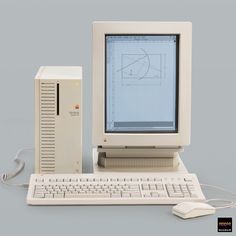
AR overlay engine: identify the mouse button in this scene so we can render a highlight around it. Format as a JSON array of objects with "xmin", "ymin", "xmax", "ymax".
[
  {"xmin": 198, "ymin": 203, "xmax": 214, "ymax": 209},
  {"xmin": 173, "ymin": 202, "xmax": 195, "ymax": 214}
]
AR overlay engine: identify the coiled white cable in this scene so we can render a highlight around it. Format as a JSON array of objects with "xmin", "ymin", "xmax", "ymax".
[{"xmin": 0, "ymin": 148, "xmax": 34, "ymax": 188}]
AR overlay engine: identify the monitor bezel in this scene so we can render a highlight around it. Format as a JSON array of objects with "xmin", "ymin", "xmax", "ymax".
[
  {"xmin": 104, "ymin": 34, "xmax": 179, "ymax": 134},
  {"xmin": 93, "ymin": 21, "xmax": 192, "ymax": 147}
]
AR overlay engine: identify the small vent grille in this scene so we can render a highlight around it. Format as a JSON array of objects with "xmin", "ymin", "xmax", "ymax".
[{"xmin": 40, "ymin": 82, "xmax": 56, "ymax": 173}]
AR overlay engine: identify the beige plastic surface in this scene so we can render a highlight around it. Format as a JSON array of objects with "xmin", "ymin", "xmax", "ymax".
[
  {"xmin": 92, "ymin": 148, "xmax": 188, "ymax": 174},
  {"xmin": 92, "ymin": 21, "xmax": 192, "ymax": 147},
  {"xmin": 35, "ymin": 66, "xmax": 82, "ymax": 174}
]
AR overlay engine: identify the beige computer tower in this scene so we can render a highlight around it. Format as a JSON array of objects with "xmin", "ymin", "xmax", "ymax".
[{"xmin": 35, "ymin": 66, "xmax": 82, "ymax": 173}]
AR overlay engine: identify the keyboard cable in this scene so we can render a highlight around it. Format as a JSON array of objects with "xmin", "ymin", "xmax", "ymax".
[{"xmin": 0, "ymin": 147, "xmax": 34, "ymax": 188}]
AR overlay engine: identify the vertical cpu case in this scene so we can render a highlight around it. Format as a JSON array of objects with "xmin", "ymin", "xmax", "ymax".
[{"xmin": 35, "ymin": 66, "xmax": 82, "ymax": 173}]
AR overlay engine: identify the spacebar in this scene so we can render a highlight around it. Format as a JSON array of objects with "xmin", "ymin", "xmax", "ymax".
[{"xmin": 65, "ymin": 194, "xmax": 110, "ymax": 198}]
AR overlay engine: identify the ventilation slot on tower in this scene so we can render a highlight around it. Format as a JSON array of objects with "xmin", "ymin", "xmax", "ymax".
[{"xmin": 40, "ymin": 82, "xmax": 56, "ymax": 173}]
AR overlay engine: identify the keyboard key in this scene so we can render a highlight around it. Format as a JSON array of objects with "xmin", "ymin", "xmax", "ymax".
[
  {"xmin": 80, "ymin": 194, "xmax": 110, "ymax": 198},
  {"xmin": 70, "ymin": 178, "xmax": 78, "ymax": 182},
  {"xmin": 117, "ymin": 178, "xmax": 124, "ymax": 181},
  {"xmin": 54, "ymin": 193, "xmax": 64, "ymax": 198},
  {"xmin": 100, "ymin": 178, "xmax": 108, "ymax": 181},
  {"xmin": 45, "ymin": 193, "xmax": 53, "ymax": 198},
  {"xmin": 156, "ymin": 184, "xmax": 164, "ymax": 190},
  {"xmin": 56, "ymin": 178, "xmax": 64, "ymax": 182},
  {"xmin": 148, "ymin": 178, "xmax": 155, "ymax": 181},
  {"xmin": 34, "ymin": 193, "xmax": 44, "ymax": 198},
  {"xmin": 64, "ymin": 178, "xmax": 72, "ymax": 182},
  {"xmin": 129, "ymin": 184, "xmax": 139, "ymax": 189},
  {"xmin": 168, "ymin": 192, "xmax": 184, "ymax": 198},
  {"xmin": 149, "ymin": 184, "xmax": 156, "ymax": 190},
  {"xmin": 35, "ymin": 188, "xmax": 44, "ymax": 192},
  {"xmin": 124, "ymin": 178, "xmax": 132, "ymax": 182},
  {"xmin": 65, "ymin": 194, "xmax": 79, "ymax": 198},
  {"xmin": 80, "ymin": 178, "xmax": 87, "ymax": 182},
  {"xmin": 184, "ymin": 177, "xmax": 192, "ymax": 182},
  {"xmin": 36, "ymin": 178, "xmax": 44, "ymax": 183},
  {"xmin": 131, "ymin": 178, "xmax": 139, "ymax": 182},
  {"xmin": 151, "ymin": 192, "xmax": 159, "ymax": 198},
  {"xmin": 130, "ymin": 192, "xmax": 141, "ymax": 198},
  {"xmin": 122, "ymin": 193, "xmax": 130, "ymax": 198},
  {"xmin": 141, "ymin": 178, "xmax": 148, "ymax": 181},
  {"xmin": 111, "ymin": 193, "xmax": 121, "ymax": 198},
  {"xmin": 142, "ymin": 184, "xmax": 149, "ymax": 190}
]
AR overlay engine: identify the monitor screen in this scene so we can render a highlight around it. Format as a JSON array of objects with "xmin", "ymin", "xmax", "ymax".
[{"xmin": 105, "ymin": 35, "xmax": 179, "ymax": 133}]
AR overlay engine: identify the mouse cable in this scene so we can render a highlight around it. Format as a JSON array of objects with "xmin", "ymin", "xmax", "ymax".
[
  {"xmin": 200, "ymin": 183, "xmax": 236, "ymax": 209},
  {"xmin": 0, "ymin": 147, "xmax": 34, "ymax": 188}
]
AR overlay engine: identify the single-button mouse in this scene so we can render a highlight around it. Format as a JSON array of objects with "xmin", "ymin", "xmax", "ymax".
[{"xmin": 172, "ymin": 202, "xmax": 216, "ymax": 219}]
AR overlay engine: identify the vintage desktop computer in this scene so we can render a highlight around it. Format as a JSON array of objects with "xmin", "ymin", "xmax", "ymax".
[
  {"xmin": 25, "ymin": 22, "xmax": 206, "ymax": 206},
  {"xmin": 2, "ymin": 21, "xmax": 234, "ymax": 215}
]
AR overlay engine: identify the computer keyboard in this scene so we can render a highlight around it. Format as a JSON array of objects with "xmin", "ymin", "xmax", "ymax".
[{"xmin": 27, "ymin": 173, "xmax": 205, "ymax": 205}]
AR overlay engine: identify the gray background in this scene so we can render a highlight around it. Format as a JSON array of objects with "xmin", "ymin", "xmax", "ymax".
[{"xmin": 0, "ymin": 0, "xmax": 235, "ymax": 235}]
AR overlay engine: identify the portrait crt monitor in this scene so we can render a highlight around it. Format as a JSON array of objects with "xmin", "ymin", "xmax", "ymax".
[{"xmin": 93, "ymin": 22, "xmax": 192, "ymax": 148}]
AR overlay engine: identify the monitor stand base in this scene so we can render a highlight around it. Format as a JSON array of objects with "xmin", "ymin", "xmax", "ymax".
[{"xmin": 92, "ymin": 148, "xmax": 188, "ymax": 174}]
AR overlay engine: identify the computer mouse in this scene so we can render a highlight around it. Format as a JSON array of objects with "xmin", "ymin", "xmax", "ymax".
[{"xmin": 172, "ymin": 202, "xmax": 216, "ymax": 219}]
